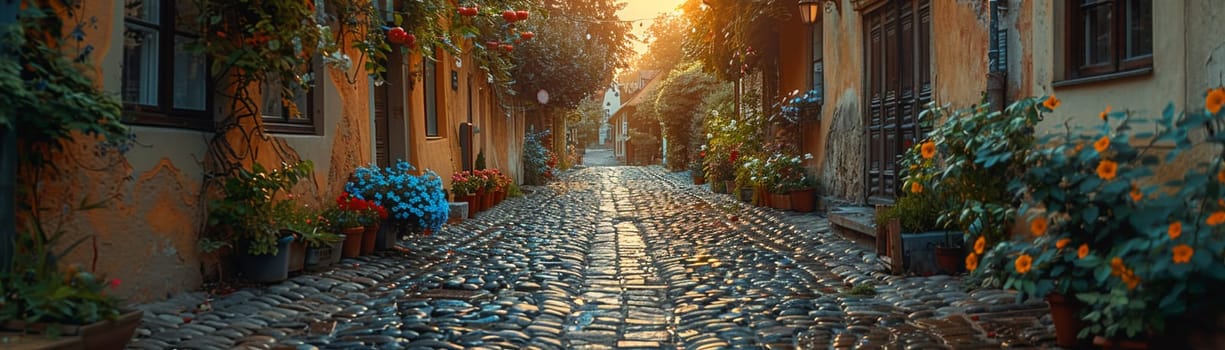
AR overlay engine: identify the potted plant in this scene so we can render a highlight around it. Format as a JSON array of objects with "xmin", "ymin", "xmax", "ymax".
[
  {"xmin": 984, "ymin": 93, "xmax": 1225, "ymax": 348},
  {"xmin": 269, "ymin": 195, "xmax": 320, "ymax": 273},
  {"xmin": 300, "ymin": 226, "xmax": 344, "ymax": 270},
  {"xmin": 345, "ymin": 160, "xmax": 450, "ymax": 237},
  {"xmin": 690, "ymin": 151, "xmax": 707, "ymax": 186},
  {"xmin": 0, "ymin": 219, "xmax": 141, "ymax": 350},
  {"xmin": 322, "ymin": 205, "xmax": 363, "ymax": 259},
  {"xmin": 205, "ymin": 161, "xmax": 313, "ymax": 283}
]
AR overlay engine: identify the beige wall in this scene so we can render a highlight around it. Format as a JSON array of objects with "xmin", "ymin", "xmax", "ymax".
[
  {"xmin": 1035, "ymin": 1, "xmax": 1191, "ymax": 132},
  {"xmin": 932, "ymin": 0, "xmax": 991, "ymax": 107}
]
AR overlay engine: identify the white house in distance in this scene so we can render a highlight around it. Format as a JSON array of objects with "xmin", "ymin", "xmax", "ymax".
[{"xmin": 600, "ymin": 83, "xmax": 622, "ymax": 145}]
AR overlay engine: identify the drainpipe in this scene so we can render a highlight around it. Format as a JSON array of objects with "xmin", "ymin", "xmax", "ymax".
[
  {"xmin": 1, "ymin": 0, "xmax": 19, "ymax": 273},
  {"xmin": 986, "ymin": 0, "xmax": 1008, "ymax": 112}
]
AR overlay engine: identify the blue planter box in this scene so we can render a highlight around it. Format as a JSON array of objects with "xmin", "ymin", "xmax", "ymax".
[{"xmin": 901, "ymin": 231, "xmax": 962, "ymax": 275}]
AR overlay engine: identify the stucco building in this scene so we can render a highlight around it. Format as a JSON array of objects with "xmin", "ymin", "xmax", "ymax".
[
  {"xmin": 753, "ymin": 0, "xmax": 1224, "ymax": 207},
  {"xmin": 27, "ymin": 0, "xmax": 526, "ymax": 302}
]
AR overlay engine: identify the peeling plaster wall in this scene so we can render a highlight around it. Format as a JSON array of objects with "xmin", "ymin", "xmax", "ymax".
[
  {"xmin": 932, "ymin": 0, "xmax": 990, "ymax": 107},
  {"xmin": 807, "ymin": 1, "xmax": 866, "ymax": 204}
]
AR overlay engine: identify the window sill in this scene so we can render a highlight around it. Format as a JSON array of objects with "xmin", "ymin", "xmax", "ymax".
[
  {"xmin": 1053, "ymin": 67, "xmax": 1153, "ymax": 88},
  {"xmin": 426, "ymin": 136, "xmax": 444, "ymax": 141},
  {"xmin": 264, "ymin": 121, "xmax": 320, "ymax": 135}
]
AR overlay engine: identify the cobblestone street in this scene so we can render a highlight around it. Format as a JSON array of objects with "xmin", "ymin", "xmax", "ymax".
[{"xmin": 127, "ymin": 151, "xmax": 1058, "ymax": 350}]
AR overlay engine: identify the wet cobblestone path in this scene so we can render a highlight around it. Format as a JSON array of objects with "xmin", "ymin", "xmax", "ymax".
[{"xmin": 128, "ymin": 162, "xmax": 1059, "ymax": 349}]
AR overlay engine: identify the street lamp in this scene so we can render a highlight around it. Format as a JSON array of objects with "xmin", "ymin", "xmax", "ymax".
[{"xmin": 797, "ymin": 0, "xmax": 840, "ymax": 24}]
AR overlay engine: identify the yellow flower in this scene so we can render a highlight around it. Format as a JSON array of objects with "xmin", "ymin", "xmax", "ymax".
[
  {"xmin": 973, "ymin": 236, "xmax": 986, "ymax": 255},
  {"xmin": 1168, "ymin": 221, "xmax": 1182, "ymax": 240},
  {"xmin": 966, "ymin": 253, "xmax": 979, "ymax": 272},
  {"xmin": 1077, "ymin": 244, "xmax": 1090, "ymax": 259},
  {"xmin": 1208, "ymin": 88, "xmax": 1225, "ymax": 115},
  {"xmin": 1208, "ymin": 211, "xmax": 1225, "ymax": 226},
  {"xmin": 920, "ymin": 141, "xmax": 936, "ymax": 159},
  {"xmin": 1172, "ymin": 244, "xmax": 1194, "ymax": 264},
  {"xmin": 1097, "ymin": 159, "xmax": 1118, "ymax": 181},
  {"xmin": 1043, "ymin": 95, "xmax": 1061, "ymax": 111},
  {"xmin": 1055, "ymin": 238, "xmax": 1071, "ymax": 249},
  {"xmin": 1099, "ymin": 105, "xmax": 1111, "ymax": 121},
  {"xmin": 1129, "ymin": 185, "xmax": 1142, "ymax": 202},
  {"xmin": 1015, "ymin": 254, "xmax": 1033, "ymax": 274},
  {"xmin": 910, "ymin": 182, "xmax": 923, "ymax": 194},
  {"xmin": 1094, "ymin": 136, "xmax": 1111, "ymax": 153},
  {"xmin": 1030, "ymin": 217, "xmax": 1048, "ymax": 236}
]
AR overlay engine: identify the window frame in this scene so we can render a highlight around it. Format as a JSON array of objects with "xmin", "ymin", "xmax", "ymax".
[
  {"xmin": 121, "ymin": 0, "xmax": 212, "ymax": 130},
  {"xmin": 261, "ymin": 58, "xmax": 324, "ymax": 135},
  {"xmin": 1064, "ymin": 0, "xmax": 1153, "ymax": 80}
]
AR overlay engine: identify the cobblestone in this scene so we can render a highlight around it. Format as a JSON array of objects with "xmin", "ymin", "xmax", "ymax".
[{"xmin": 128, "ymin": 153, "xmax": 1056, "ymax": 349}]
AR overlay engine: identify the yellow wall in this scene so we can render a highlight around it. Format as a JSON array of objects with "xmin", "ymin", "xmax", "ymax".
[{"xmin": 799, "ymin": 0, "xmax": 867, "ymax": 203}]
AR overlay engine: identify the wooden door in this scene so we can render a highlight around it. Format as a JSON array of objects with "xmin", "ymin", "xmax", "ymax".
[
  {"xmin": 374, "ymin": 80, "xmax": 391, "ymax": 168},
  {"xmin": 865, "ymin": 0, "xmax": 931, "ymax": 204}
]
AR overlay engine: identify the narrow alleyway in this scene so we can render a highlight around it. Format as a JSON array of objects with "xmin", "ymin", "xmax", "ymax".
[{"xmin": 127, "ymin": 153, "xmax": 1057, "ymax": 350}]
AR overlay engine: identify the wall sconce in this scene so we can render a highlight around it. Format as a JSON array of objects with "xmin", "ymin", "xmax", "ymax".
[{"xmin": 798, "ymin": 0, "xmax": 840, "ymax": 24}]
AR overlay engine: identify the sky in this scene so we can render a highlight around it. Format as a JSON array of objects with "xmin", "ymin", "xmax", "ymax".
[{"xmin": 618, "ymin": 0, "xmax": 687, "ymax": 61}]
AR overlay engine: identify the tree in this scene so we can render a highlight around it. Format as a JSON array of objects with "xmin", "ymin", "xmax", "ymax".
[
  {"xmin": 636, "ymin": 13, "xmax": 689, "ymax": 72},
  {"xmin": 511, "ymin": 0, "xmax": 634, "ymax": 109},
  {"xmin": 652, "ymin": 62, "xmax": 716, "ymax": 170},
  {"xmin": 567, "ymin": 96, "xmax": 604, "ymax": 147},
  {"xmin": 679, "ymin": 0, "xmax": 790, "ymax": 80}
]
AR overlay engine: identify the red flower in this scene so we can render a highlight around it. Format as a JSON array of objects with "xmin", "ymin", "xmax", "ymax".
[
  {"xmin": 729, "ymin": 149, "xmax": 740, "ymax": 163},
  {"xmin": 109, "ymin": 278, "xmax": 121, "ymax": 288}
]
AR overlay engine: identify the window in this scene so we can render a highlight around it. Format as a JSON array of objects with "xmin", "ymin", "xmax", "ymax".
[
  {"xmin": 262, "ymin": 58, "xmax": 322, "ymax": 134},
  {"xmin": 424, "ymin": 56, "xmax": 439, "ymax": 137},
  {"xmin": 1066, "ymin": 0, "xmax": 1152, "ymax": 79},
  {"xmin": 810, "ymin": 18, "xmax": 824, "ymax": 102},
  {"xmin": 122, "ymin": 0, "xmax": 210, "ymax": 130}
]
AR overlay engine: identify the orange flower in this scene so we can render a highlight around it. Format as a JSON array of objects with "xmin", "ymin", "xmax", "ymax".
[
  {"xmin": 1208, "ymin": 211, "xmax": 1225, "ymax": 226},
  {"xmin": 911, "ymin": 182, "xmax": 923, "ymax": 194},
  {"xmin": 1172, "ymin": 244, "xmax": 1194, "ymax": 264},
  {"xmin": 920, "ymin": 141, "xmax": 936, "ymax": 159},
  {"xmin": 1218, "ymin": 169, "xmax": 1225, "ymax": 183},
  {"xmin": 1094, "ymin": 136, "xmax": 1111, "ymax": 153},
  {"xmin": 1129, "ymin": 185, "xmax": 1142, "ymax": 202},
  {"xmin": 973, "ymin": 236, "xmax": 987, "ymax": 255},
  {"xmin": 1099, "ymin": 105, "xmax": 1112, "ymax": 121},
  {"xmin": 1015, "ymin": 254, "xmax": 1033, "ymax": 274},
  {"xmin": 1043, "ymin": 95, "xmax": 1061, "ymax": 111},
  {"xmin": 1030, "ymin": 217, "xmax": 1048, "ymax": 236},
  {"xmin": 966, "ymin": 253, "xmax": 979, "ymax": 271},
  {"xmin": 1120, "ymin": 268, "xmax": 1140, "ymax": 290},
  {"xmin": 1097, "ymin": 159, "xmax": 1118, "ymax": 181},
  {"xmin": 1074, "ymin": 142, "xmax": 1084, "ymax": 153},
  {"xmin": 1168, "ymin": 221, "xmax": 1182, "ymax": 239},
  {"xmin": 1110, "ymin": 257, "xmax": 1124, "ymax": 276},
  {"xmin": 1055, "ymin": 238, "xmax": 1071, "ymax": 249},
  {"xmin": 1077, "ymin": 244, "xmax": 1090, "ymax": 259},
  {"xmin": 1208, "ymin": 88, "xmax": 1225, "ymax": 115}
]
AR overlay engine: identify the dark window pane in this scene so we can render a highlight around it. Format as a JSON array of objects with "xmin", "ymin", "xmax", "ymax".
[
  {"xmin": 425, "ymin": 59, "xmax": 438, "ymax": 137},
  {"xmin": 124, "ymin": 0, "xmax": 159, "ymax": 24},
  {"xmin": 122, "ymin": 25, "xmax": 159, "ymax": 105},
  {"xmin": 1081, "ymin": 3, "xmax": 1113, "ymax": 66},
  {"xmin": 175, "ymin": 0, "xmax": 201, "ymax": 33},
  {"xmin": 1126, "ymin": 0, "xmax": 1152, "ymax": 58},
  {"xmin": 173, "ymin": 35, "xmax": 207, "ymax": 111}
]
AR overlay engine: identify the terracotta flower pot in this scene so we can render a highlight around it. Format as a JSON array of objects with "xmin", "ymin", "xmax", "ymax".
[
  {"xmin": 341, "ymin": 226, "xmax": 364, "ymax": 258},
  {"xmin": 1047, "ymin": 293, "xmax": 1091, "ymax": 348},
  {"xmin": 1, "ymin": 309, "xmax": 144, "ymax": 350},
  {"xmin": 693, "ymin": 175, "xmax": 706, "ymax": 185},
  {"xmin": 483, "ymin": 188, "xmax": 496, "ymax": 209},
  {"xmin": 790, "ymin": 189, "xmax": 816, "ymax": 213},
  {"xmin": 361, "ymin": 222, "xmax": 379, "ymax": 255},
  {"xmin": 934, "ymin": 245, "xmax": 965, "ymax": 274},
  {"xmin": 474, "ymin": 190, "xmax": 486, "ymax": 212},
  {"xmin": 770, "ymin": 192, "xmax": 792, "ymax": 211},
  {"xmin": 287, "ymin": 238, "xmax": 306, "ymax": 273}
]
